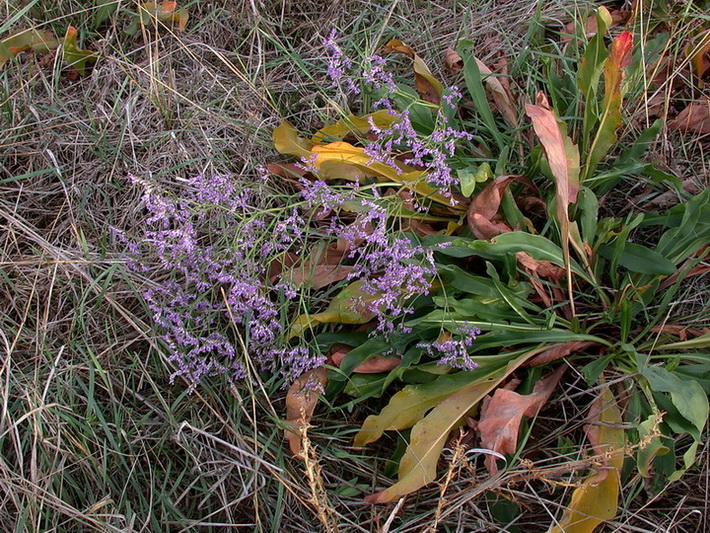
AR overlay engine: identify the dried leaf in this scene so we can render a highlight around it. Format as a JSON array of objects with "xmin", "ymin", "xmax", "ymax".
[
  {"xmin": 331, "ymin": 351, "xmax": 402, "ymax": 374},
  {"xmin": 444, "ymin": 48, "xmax": 517, "ymax": 126},
  {"xmin": 524, "ymin": 340, "xmax": 597, "ymax": 367},
  {"xmin": 285, "ymin": 367, "xmax": 329, "ymax": 458},
  {"xmin": 478, "ymin": 366, "xmax": 566, "ymax": 474},
  {"xmin": 0, "ymin": 28, "xmax": 59, "ymax": 69},
  {"xmin": 562, "ymin": 9, "xmax": 630, "ymax": 43},
  {"xmin": 384, "ymin": 40, "xmax": 444, "ymax": 104},
  {"xmin": 550, "ymin": 386, "xmax": 625, "ymax": 532},
  {"xmin": 285, "ymin": 264, "xmax": 354, "ymax": 289},
  {"xmin": 525, "ymin": 91, "xmax": 581, "ymax": 314},
  {"xmin": 669, "ymin": 97, "xmax": 710, "ymax": 134},
  {"xmin": 467, "ymin": 175, "xmax": 529, "ymax": 240}
]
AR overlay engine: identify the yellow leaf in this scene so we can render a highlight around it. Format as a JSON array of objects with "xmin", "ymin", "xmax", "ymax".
[
  {"xmin": 311, "ymin": 110, "xmax": 399, "ymax": 143},
  {"xmin": 273, "ymin": 121, "xmax": 315, "ymax": 159},
  {"xmin": 549, "ymin": 386, "xmax": 625, "ymax": 533},
  {"xmin": 311, "ymin": 141, "xmax": 465, "ymax": 209}
]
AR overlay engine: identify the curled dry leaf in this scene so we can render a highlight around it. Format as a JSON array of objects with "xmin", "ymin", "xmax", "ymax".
[
  {"xmin": 285, "ymin": 366, "xmax": 329, "ymax": 458},
  {"xmin": 669, "ymin": 97, "xmax": 710, "ymax": 134},
  {"xmin": 467, "ymin": 175, "xmax": 533, "ymax": 240},
  {"xmin": 384, "ymin": 40, "xmax": 443, "ymax": 105},
  {"xmin": 331, "ymin": 350, "xmax": 402, "ymax": 374},
  {"xmin": 524, "ymin": 340, "xmax": 598, "ymax": 367},
  {"xmin": 562, "ymin": 8, "xmax": 630, "ymax": 43},
  {"xmin": 477, "ymin": 365, "xmax": 567, "ymax": 474},
  {"xmin": 445, "ymin": 48, "xmax": 517, "ymax": 126}
]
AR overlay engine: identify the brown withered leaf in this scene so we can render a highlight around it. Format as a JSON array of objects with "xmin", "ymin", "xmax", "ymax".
[
  {"xmin": 285, "ymin": 366, "xmax": 329, "ymax": 458},
  {"xmin": 467, "ymin": 175, "xmax": 532, "ymax": 240},
  {"xmin": 477, "ymin": 365, "xmax": 567, "ymax": 474},
  {"xmin": 445, "ymin": 48, "xmax": 517, "ymax": 126},
  {"xmin": 444, "ymin": 47, "xmax": 463, "ymax": 75},
  {"xmin": 384, "ymin": 40, "xmax": 443, "ymax": 105},
  {"xmin": 331, "ymin": 350, "xmax": 402, "ymax": 373},
  {"xmin": 561, "ymin": 10, "xmax": 630, "ymax": 43},
  {"xmin": 649, "ymin": 324, "xmax": 710, "ymax": 341},
  {"xmin": 669, "ymin": 97, "xmax": 710, "ymax": 134},
  {"xmin": 284, "ymin": 264, "xmax": 354, "ymax": 289},
  {"xmin": 525, "ymin": 341, "xmax": 598, "ymax": 367}
]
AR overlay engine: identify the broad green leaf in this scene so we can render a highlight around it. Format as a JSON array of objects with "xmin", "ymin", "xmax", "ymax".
[
  {"xmin": 550, "ymin": 386, "xmax": 624, "ymax": 533},
  {"xmin": 636, "ymin": 413, "xmax": 669, "ymax": 478},
  {"xmin": 597, "ymin": 242, "xmax": 677, "ymax": 275},
  {"xmin": 655, "ymin": 333, "xmax": 710, "ymax": 351},
  {"xmin": 363, "ymin": 351, "xmax": 534, "ymax": 503},
  {"xmin": 273, "ymin": 121, "xmax": 315, "ymax": 159},
  {"xmin": 655, "ymin": 188, "xmax": 710, "ymax": 265},
  {"xmin": 642, "ymin": 367, "xmax": 709, "ymax": 437},
  {"xmin": 463, "ymin": 232, "xmax": 592, "ymax": 283},
  {"xmin": 288, "ymin": 280, "xmax": 377, "ymax": 339},
  {"xmin": 0, "ymin": 28, "xmax": 59, "ymax": 68},
  {"xmin": 584, "ymin": 32, "xmax": 633, "ymax": 181}
]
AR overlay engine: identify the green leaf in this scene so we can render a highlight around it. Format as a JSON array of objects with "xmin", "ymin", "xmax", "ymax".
[
  {"xmin": 636, "ymin": 413, "xmax": 669, "ymax": 478},
  {"xmin": 642, "ymin": 367, "xmax": 709, "ymax": 437},
  {"xmin": 597, "ymin": 242, "xmax": 677, "ymax": 275}
]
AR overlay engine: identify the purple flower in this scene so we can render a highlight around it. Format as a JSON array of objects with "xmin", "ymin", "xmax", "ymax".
[{"xmin": 418, "ymin": 324, "xmax": 481, "ymax": 371}]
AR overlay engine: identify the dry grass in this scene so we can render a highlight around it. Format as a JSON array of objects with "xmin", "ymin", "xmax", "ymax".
[{"xmin": 1, "ymin": 0, "xmax": 708, "ymax": 531}]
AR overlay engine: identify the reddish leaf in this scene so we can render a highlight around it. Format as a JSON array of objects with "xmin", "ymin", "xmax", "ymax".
[
  {"xmin": 525, "ymin": 341, "xmax": 598, "ymax": 367},
  {"xmin": 331, "ymin": 350, "xmax": 402, "ymax": 373},
  {"xmin": 525, "ymin": 91, "xmax": 581, "ymax": 314},
  {"xmin": 467, "ymin": 175, "xmax": 532, "ymax": 240},
  {"xmin": 669, "ymin": 97, "xmax": 710, "ymax": 134},
  {"xmin": 285, "ymin": 366, "xmax": 328, "ymax": 458},
  {"xmin": 477, "ymin": 365, "xmax": 566, "ymax": 474}
]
